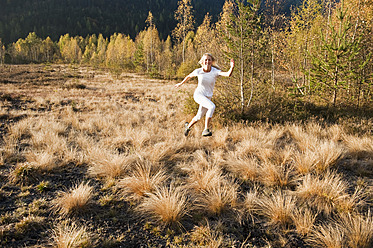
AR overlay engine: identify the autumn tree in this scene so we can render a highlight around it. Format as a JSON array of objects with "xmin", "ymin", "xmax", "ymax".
[
  {"xmin": 285, "ymin": 0, "xmax": 324, "ymax": 95},
  {"xmin": 41, "ymin": 36, "xmax": 57, "ymax": 62},
  {"xmin": 309, "ymin": 0, "xmax": 370, "ymax": 106},
  {"xmin": 218, "ymin": 0, "xmax": 263, "ymax": 114},
  {"xmin": 173, "ymin": 0, "xmax": 195, "ymax": 63},
  {"xmin": 142, "ymin": 11, "xmax": 162, "ymax": 74},
  {"xmin": 106, "ymin": 33, "xmax": 135, "ymax": 69},
  {"xmin": 0, "ymin": 39, "xmax": 5, "ymax": 65},
  {"xmin": 58, "ymin": 34, "xmax": 83, "ymax": 64},
  {"xmin": 194, "ymin": 13, "xmax": 215, "ymax": 57},
  {"xmin": 262, "ymin": 0, "xmax": 287, "ymax": 89}
]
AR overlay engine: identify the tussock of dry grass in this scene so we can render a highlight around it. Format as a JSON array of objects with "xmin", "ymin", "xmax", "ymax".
[
  {"xmin": 25, "ymin": 150, "xmax": 57, "ymax": 171},
  {"xmin": 296, "ymin": 172, "xmax": 356, "ymax": 215},
  {"xmin": 87, "ymin": 146, "xmax": 131, "ymax": 179},
  {"xmin": 225, "ymin": 155, "xmax": 259, "ymax": 182},
  {"xmin": 51, "ymin": 221, "xmax": 93, "ymax": 248},
  {"xmin": 344, "ymin": 135, "xmax": 373, "ymax": 159},
  {"xmin": 197, "ymin": 179, "xmax": 239, "ymax": 216},
  {"xmin": 118, "ymin": 160, "xmax": 168, "ymax": 201},
  {"xmin": 52, "ymin": 182, "xmax": 93, "ymax": 216},
  {"xmin": 308, "ymin": 222, "xmax": 345, "ymax": 248},
  {"xmin": 257, "ymin": 191, "xmax": 296, "ymax": 229},
  {"xmin": 339, "ymin": 212, "xmax": 373, "ymax": 248},
  {"xmin": 292, "ymin": 207, "xmax": 317, "ymax": 236},
  {"xmin": 136, "ymin": 183, "xmax": 189, "ymax": 227}
]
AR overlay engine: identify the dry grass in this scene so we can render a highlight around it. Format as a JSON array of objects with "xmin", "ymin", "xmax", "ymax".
[
  {"xmin": 197, "ymin": 179, "xmax": 239, "ymax": 216},
  {"xmin": 344, "ymin": 135, "xmax": 373, "ymax": 159},
  {"xmin": 292, "ymin": 207, "xmax": 318, "ymax": 236},
  {"xmin": 1, "ymin": 65, "xmax": 372, "ymax": 247},
  {"xmin": 117, "ymin": 160, "xmax": 168, "ymax": 201},
  {"xmin": 136, "ymin": 183, "xmax": 190, "ymax": 227},
  {"xmin": 51, "ymin": 221, "xmax": 93, "ymax": 248},
  {"xmin": 307, "ymin": 222, "xmax": 345, "ymax": 248},
  {"xmin": 296, "ymin": 172, "xmax": 358, "ymax": 215},
  {"xmin": 225, "ymin": 155, "xmax": 259, "ymax": 182},
  {"xmin": 189, "ymin": 222, "xmax": 224, "ymax": 248},
  {"xmin": 339, "ymin": 212, "xmax": 373, "ymax": 248},
  {"xmin": 52, "ymin": 182, "xmax": 94, "ymax": 216},
  {"xmin": 87, "ymin": 146, "xmax": 130, "ymax": 179},
  {"xmin": 257, "ymin": 191, "xmax": 296, "ymax": 229}
]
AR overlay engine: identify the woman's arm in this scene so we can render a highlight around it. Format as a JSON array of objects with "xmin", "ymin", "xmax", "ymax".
[
  {"xmin": 219, "ymin": 59, "xmax": 235, "ymax": 77},
  {"xmin": 175, "ymin": 73, "xmax": 195, "ymax": 88}
]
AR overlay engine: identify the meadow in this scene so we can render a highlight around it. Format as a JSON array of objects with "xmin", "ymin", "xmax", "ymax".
[{"xmin": 0, "ymin": 64, "xmax": 372, "ymax": 247}]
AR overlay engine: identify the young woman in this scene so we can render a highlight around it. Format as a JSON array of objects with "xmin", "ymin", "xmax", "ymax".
[{"xmin": 175, "ymin": 53, "xmax": 234, "ymax": 136}]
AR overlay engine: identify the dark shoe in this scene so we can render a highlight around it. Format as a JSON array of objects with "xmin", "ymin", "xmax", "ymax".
[
  {"xmin": 202, "ymin": 129, "xmax": 212, "ymax": 136},
  {"xmin": 184, "ymin": 122, "xmax": 190, "ymax": 136}
]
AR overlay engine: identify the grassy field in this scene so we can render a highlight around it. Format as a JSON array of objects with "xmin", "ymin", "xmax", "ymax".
[{"xmin": 0, "ymin": 64, "xmax": 372, "ymax": 247}]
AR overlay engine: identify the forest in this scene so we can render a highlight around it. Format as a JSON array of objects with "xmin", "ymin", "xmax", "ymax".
[{"xmin": 0, "ymin": 0, "xmax": 372, "ymax": 123}]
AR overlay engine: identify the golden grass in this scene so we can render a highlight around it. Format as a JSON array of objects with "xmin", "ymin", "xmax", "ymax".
[
  {"xmin": 292, "ymin": 207, "xmax": 318, "ymax": 236},
  {"xmin": 136, "ymin": 183, "xmax": 189, "ymax": 227},
  {"xmin": 52, "ymin": 182, "xmax": 93, "ymax": 216},
  {"xmin": 224, "ymin": 155, "xmax": 259, "ymax": 182},
  {"xmin": 344, "ymin": 135, "xmax": 373, "ymax": 159},
  {"xmin": 296, "ymin": 172, "xmax": 356, "ymax": 215},
  {"xmin": 1, "ymin": 65, "xmax": 372, "ymax": 247},
  {"xmin": 307, "ymin": 222, "xmax": 345, "ymax": 248},
  {"xmin": 339, "ymin": 212, "xmax": 373, "ymax": 248},
  {"xmin": 25, "ymin": 150, "xmax": 57, "ymax": 171},
  {"xmin": 117, "ymin": 160, "xmax": 168, "ymax": 201},
  {"xmin": 87, "ymin": 146, "xmax": 130, "ymax": 179},
  {"xmin": 197, "ymin": 179, "xmax": 239, "ymax": 216},
  {"xmin": 257, "ymin": 191, "xmax": 296, "ymax": 229},
  {"xmin": 51, "ymin": 221, "xmax": 93, "ymax": 248}
]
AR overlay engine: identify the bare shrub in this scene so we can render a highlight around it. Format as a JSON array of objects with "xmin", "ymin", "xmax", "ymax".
[{"xmin": 52, "ymin": 182, "xmax": 93, "ymax": 216}]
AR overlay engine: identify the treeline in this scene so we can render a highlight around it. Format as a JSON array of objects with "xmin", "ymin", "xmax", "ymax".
[
  {"xmin": 0, "ymin": 0, "xmax": 228, "ymax": 44},
  {"xmin": 1, "ymin": 0, "xmax": 372, "ymax": 121}
]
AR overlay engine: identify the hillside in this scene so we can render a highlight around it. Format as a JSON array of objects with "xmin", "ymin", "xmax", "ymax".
[
  {"xmin": 0, "ymin": 0, "xmax": 227, "ymax": 44},
  {"xmin": 0, "ymin": 0, "xmax": 302, "ymax": 44}
]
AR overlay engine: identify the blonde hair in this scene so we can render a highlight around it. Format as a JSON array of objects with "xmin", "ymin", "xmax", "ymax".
[{"xmin": 199, "ymin": 53, "xmax": 220, "ymax": 70}]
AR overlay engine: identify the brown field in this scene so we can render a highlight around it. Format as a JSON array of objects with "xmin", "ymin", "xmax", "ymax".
[{"xmin": 0, "ymin": 64, "xmax": 372, "ymax": 247}]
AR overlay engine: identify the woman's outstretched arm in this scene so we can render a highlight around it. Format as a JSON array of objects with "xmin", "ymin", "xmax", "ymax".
[
  {"xmin": 219, "ymin": 59, "xmax": 235, "ymax": 77},
  {"xmin": 175, "ymin": 73, "xmax": 195, "ymax": 88}
]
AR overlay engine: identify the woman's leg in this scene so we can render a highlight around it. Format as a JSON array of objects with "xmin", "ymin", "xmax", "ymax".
[
  {"xmin": 192, "ymin": 94, "xmax": 215, "ymax": 130},
  {"xmin": 187, "ymin": 104, "xmax": 208, "ymax": 129}
]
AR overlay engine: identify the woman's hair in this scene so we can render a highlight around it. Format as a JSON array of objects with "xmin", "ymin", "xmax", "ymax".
[{"xmin": 199, "ymin": 53, "xmax": 220, "ymax": 70}]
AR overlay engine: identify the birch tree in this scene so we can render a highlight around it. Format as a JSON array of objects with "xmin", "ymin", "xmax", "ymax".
[
  {"xmin": 172, "ymin": 0, "xmax": 195, "ymax": 63},
  {"xmin": 219, "ymin": 0, "xmax": 262, "ymax": 114}
]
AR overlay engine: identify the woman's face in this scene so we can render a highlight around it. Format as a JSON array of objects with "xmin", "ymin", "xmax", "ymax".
[{"xmin": 201, "ymin": 55, "xmax": 212, "ymax": 71}]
